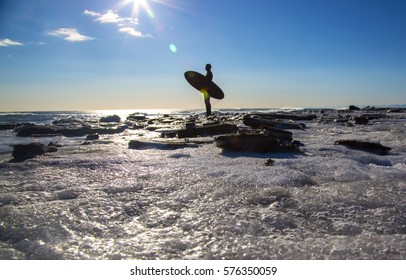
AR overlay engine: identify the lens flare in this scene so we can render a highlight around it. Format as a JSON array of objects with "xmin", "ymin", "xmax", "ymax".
[
  {"xmin": 169, "ymin": 44, "xmax": 177, "ymax": 53},
  {"xmin": 200, "ymin": 89, "xmax": 209, "ymax": 100}
]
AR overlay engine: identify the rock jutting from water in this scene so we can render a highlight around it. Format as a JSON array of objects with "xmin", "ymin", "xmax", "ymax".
[
  {"xmin": 176, "ymin": 123, "xmax": 238, "ymax": 138},
  {"xmin": 99, "ymin": 115, "xmax": 121, "ymax": 123},
  {"xmin": 11, "ymin": 142, "xmax": 58, "ymax": 161},
  {"xmin": 214, "ymin": 133, "xmax": 301, "ymax": 153},
  {"xmin": 128, "ymin": 140, "xmax": 198, "ymax": 150},
  {"xmin": 334, "ymin": 140, "xmax": 391, "ymax": 155},
  {"xmin": 15, "ymin": 123, "xmax": 127, "ymax": 137}
]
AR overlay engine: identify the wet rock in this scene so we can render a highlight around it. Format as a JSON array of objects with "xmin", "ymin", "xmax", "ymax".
[
  {"xmin": 252, "ymin": 113, "xmax": 317, "ymax": 121},
  {"xmin": 334, "ymin": 117, "xmax": 348, "ymax": 124},
  {"xmin": 334, "ymin": 140, "xmax": 391, "ymax": 155},
  {"xmin": 264, "ymin": 159, "xmax": 275, "ymax": 166},
  {"xmin": 48, "ymin": 141, "xmax": 63, "ymax": 147},
  {"xmin": 44, "ymin": 146, "xmax": 58, "ymax": 153},
  {"xmin": 12, "ymin": 142, "xmax": 46, "ymax": 160},
  {"xmin": 16, "ymin": 124, "xmax": 127, "ymax": 137},
  {"xmin": 127, "ymin": 113, "xmax": 146, "ymax": 121},
  {"xmin": 387, "ymin": 108, "xmax": 404, "ymax": 113},
  {"xmin": 99, "ymin": 115, "xmax": 121, "ymax": 123},
  {"xmin": 349, "ymin": 105, "xmax": 361, "ymax": 111},
  {"xmin": 350, "ymin": 116, "xmax": 369, "ymax": 125},
  {"xmin": 0, "ymin": 123, "xmax": 20, "ymax": 130},
  {"xmin": 360, "ymin": 113, "xmax": 387, "ymax": 120},
  {"xmin": 185, "ymin": 122, "xmax": 196, "ymax": 130},
  {"xmin": 52, "ymin": 118, "xmax": 86, "ymax": 125},
  {"xmin": 243, "ymin": 115, "xmax": 304, "ymax": 130},
  {"xmin": 262, "ymin": 127, "xmax": 293, "ymax": 142},
  {"xmin": 86, "ymin": 133, "xmax": 99, "ymax": 140},
  {"xmin": 16, "ymin": 125, "xmax": 58, "ymax": 137},
  {"xmin": 176, "ymin": 123, "xmax": 238, "ymax": 138},
  {"xmin": 129, "ymin": 140, "xmax": 198, "ymax": 150},
  {"xmin": 214, "ymin": 133, "xmax": 300, "ymax": 153},
  {"xmin": 160, "ymin": 130, "xmax": 178, "ymax": 138}
]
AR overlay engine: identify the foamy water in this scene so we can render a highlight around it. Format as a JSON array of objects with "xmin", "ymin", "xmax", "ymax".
[{"xmin": 0, "ymin": 110, "xmax": 405, "ymax": 259}]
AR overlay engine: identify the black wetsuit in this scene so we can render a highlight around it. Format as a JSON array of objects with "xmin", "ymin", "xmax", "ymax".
[{"xmin": 205, "ymin": 70, "xmax": 213, "ymax": 116}]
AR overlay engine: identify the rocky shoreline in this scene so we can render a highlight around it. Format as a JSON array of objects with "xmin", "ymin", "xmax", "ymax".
[{"xmin": 2, "ymin": 106, "xmax": 405, "ymax": 161}]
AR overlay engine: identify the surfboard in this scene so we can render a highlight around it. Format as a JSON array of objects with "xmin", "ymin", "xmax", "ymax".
[{"xmin": 184, "ymin": 71, "xmax": 225, "ymax": 100}]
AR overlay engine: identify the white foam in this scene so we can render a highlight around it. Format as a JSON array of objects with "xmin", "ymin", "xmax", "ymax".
[{"xmin": 1, "ymin": 112, "xmax": 406, "ymax": 259}]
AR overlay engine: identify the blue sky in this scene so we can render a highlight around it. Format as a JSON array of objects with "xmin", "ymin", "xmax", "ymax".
[{"xmin": 1, "ymin": 0, "xmax": 405, "ymax": 111}]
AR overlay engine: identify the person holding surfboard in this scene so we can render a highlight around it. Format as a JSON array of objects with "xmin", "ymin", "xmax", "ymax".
[
  {"xmin": 204, "ymin": 64, "xmax": 213, "ymax": 116},
  {"xmin": 184, "ymin": 64, "xmax": 224, "ymax": 116}
]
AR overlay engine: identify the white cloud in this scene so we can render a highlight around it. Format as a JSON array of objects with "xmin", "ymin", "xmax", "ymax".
[
  {"xmin": 119, "ymin": 27, "xmax": 151, "ymax": 38},
  {"xmin": 84, "ymin": 9, "xmax": 101, "ymax": 17},
  {"xmin": 0, "ymin": 38, "xmax": 24, "ymax": 47},
  {"xmin": 96, "ymin": 10, "xmax": 122, "ymax": 23},
  {"xmin": 85, "ymin": 9, "xmax": 138, "ymax": 25},
  {"xmin": 84, "ymin": 9, "xmax": 148, "ymax": 39},
  {"xmin": 48, "ymin": 28, "xmax": 94, "ymax": 42}
]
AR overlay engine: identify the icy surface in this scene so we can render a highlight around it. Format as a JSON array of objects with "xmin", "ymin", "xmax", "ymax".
[{"xmin": 0, "ymin": 111, "xmax": 406, "ymax": 259}]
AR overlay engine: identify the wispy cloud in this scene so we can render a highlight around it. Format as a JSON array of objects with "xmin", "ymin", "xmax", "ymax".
[
  {"xmin": 84, "ymin": 9, "xmax": 101, "ymax": 17},
  {"xmin": 84, "ymin": 9, "xmax": 149, "ymax": 38},
  {"xmin": 85, "ymin": 9, "xmax": 137, "ymax": 25},
  {"xmin": 48, "ymin": 28, "xmax": 94, "ymax": 42},
  {"xmin": 0, "ymin": 38, "xmax": 24, "ymax": 47},
  {"xmin": 119, "ymin": 27, "xmax": 151, "ymax": 38}
]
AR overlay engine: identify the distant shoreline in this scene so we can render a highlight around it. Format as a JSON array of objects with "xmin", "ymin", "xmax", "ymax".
[{"xmin": 1, "ymin": 104, "xmax": 406, "ymax": 114}]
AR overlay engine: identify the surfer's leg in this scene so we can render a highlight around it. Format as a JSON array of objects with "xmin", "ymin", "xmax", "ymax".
[
  {"xmin": 202, "ymin": 90, "xmax": 211, "ymax": 116},
  {"xmin": 205, "ymin": 96, "xmax": 211, "ymax": 116}
]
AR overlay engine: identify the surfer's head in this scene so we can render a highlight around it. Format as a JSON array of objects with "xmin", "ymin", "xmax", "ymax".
[{"xmin": 205, "ymin": 64, "xmax": 212, "ymax": 71}]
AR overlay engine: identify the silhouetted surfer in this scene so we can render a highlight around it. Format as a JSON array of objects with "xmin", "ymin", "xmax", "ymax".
[
  {"xmin": 184, "ymin": 64, "xmax": 224, "ymax": 115},
  {"xmin": 204, "ymin": 64, "xmax": 213, "ymax": 116}
]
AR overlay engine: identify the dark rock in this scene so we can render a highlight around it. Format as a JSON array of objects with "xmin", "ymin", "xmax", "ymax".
[
  {"xmin": 243, "ymin": 115, "xmax": 304, "ymax": 130},
  {"xmin": 265, "ymin": 159, "xmax": 275, "ymax": 166},
  {"xmin": 177, "ymin": 123, "xmax": 238, "ymax": 138},
  {"xmin": 129, "ymin": 123, "xmax": 145, "ymax": 129},
  {"xmin": 52, "ymin": 118, "xmax": 85, "ymax": 125},
  {"xmin": 86, "ymin": 133, "xmax": 99, "ymax": 140},
  {"xmin": 44, "ymin": 146, "xmax": 58, "ymax": 153},
  {"xmin": 360, "ymin": 113, "xmax": 387, "ymax": 120},
  {"xmin": 16, "ymin": 125, "xmax": 58, "ymax": 137},
  {"xmin": 56, "ymin": 126, "xmax": 93, "ymax": 137},
  {"xmin": 160, "ymin": 130, "xmax": 178, "ymax": 138},
  {"xmin": 349, "ymin": 105, "xmax": 361, "ymax": 111},
  {"xmin": 127, "ymin": 114, "xmax": 146, "ymax": 121},
  {"xmin": 334, "ymin": 140, "xmax": 391, "ymax": 155},
  {"xmin": 15, "ymin": 124, "xmax": 128, "ymax": 137},
  {"xmin": 387, "ymin": 108, "xmax": 403, "ymax": 113},
  {"xmin": 48, "ymin": 142, "xmax": 63, "ymax": 147},
  {"xmin": 99, "ymin": 115, "xmax": 121, "ymax": 123},
  {"xmin": 12, "ymin": 142, "xmax": 46, "ymax": 160},
  {"xmin": 334, "ymin": 117, "xmax": 348, "ymax": 124},
  {"xmin": 252, "ymin": 113, "xmax": 317, "ymax": 121},
  {"xmin": 185, "ymin": 122, "xmax": 196, "ymax": 130},
  {"xmin": 263, "ymin": 127, "xmax": 293, "ymax": 142},
  {"xmin": 214, "ymin": 133, "xmax": 299, "ymax": 153},
  {"xmin": 350, "ymin": 116, "xmax": 369, "ymax": 125},
  {"xmin": 0, "ymin": 123, "xmax": 20, "ymax": 130},
  {"xmin": 129, "ymin": 140, "xmax": 198, "ymax": 150}
]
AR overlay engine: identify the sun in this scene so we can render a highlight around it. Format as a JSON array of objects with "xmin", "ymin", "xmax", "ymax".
[{"xmin": 117, "ymin": 0, "xmax": 154, "ymax": 19}]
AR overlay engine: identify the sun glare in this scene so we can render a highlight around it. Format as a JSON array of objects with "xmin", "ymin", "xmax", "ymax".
[{"xmin": 118, "ymin": 0, "xmax": 154, "ymax": 19}]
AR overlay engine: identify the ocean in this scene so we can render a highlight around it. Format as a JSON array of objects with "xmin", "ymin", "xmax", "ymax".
[{"xmin": 0, "ymin": 108, "xmax": 405, "ymax": 259}]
